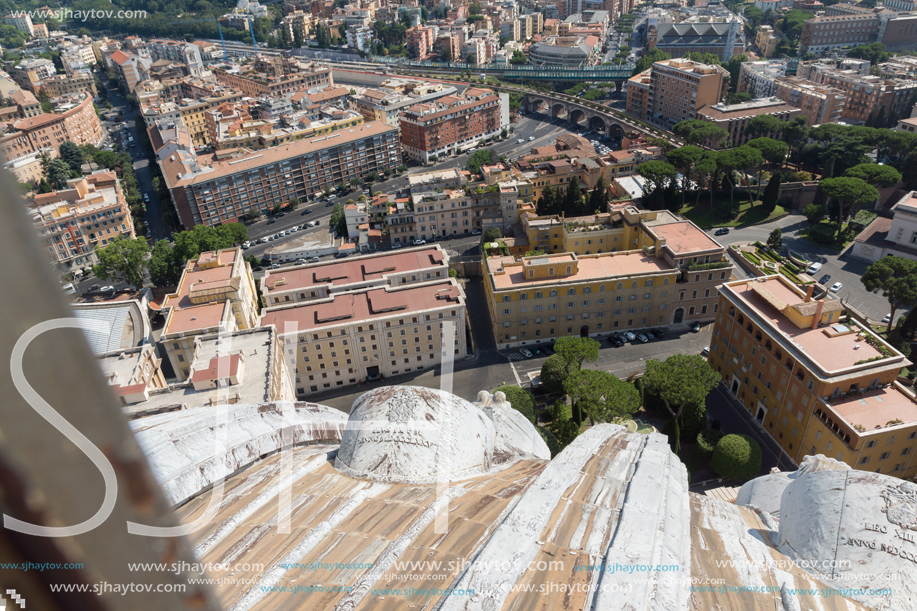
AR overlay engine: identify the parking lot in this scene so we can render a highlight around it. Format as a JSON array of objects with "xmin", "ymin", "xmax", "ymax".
[{"xmin": 503, "ymin": 324, "xmax": 714, "ymax": 386}]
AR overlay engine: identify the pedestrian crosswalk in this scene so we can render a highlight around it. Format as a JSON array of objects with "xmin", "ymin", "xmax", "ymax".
[{"xmin": 507, "ymin": 353, "xmax": 527, "ymax": 361}]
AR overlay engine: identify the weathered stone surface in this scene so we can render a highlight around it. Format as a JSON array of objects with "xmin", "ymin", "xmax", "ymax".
[{"xmin": 737, "ymin": 454, "xmax": 850, "ymax": 519}]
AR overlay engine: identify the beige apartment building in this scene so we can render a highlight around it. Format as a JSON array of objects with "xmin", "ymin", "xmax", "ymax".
[
  {"xmin": 485, "ymin": 207, "xmax": 732, "ymax": 349},
  {"xmin": 30, "ymin": 171, "xmax": 134, "ymax": 270},
  {"xmin": 626, "ymin": 59, "xmax": 728, "ymax": 129},
  {"xmin": 696, "ymin": 97, "xmax": 801, "ymax": 148},
  {"xmin": 40, "ymin": 73, "xmax": 98, "ymax": 99},
  {"xmin": 260, "ymin": 268, "xmax": 467, "ymax": 395},
  {"xmin": 710, "ymin": 276, "xmax": 917, "ymax": 478},
  {"xmin": 212, "ymin": 59, "xmax": 332, "ymax": 98},
  {"xmin": 160, "ymin": 248, "xmax": 260, "ymax": 381},
  {"xmin": 772, "ymin": 77, "xmax": 846, "ymax": 126}
]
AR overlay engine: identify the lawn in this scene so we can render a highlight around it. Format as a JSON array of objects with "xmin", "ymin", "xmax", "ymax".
[{"xmin": 679, "ymin": 200, "xmax": 786, "ymax": 229}]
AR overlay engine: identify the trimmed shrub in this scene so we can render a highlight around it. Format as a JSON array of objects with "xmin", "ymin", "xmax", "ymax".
[
  {"xmin": 712, "ymin": 434, "xmax": 762, "ymax": 481},
  {"xmin": 697, "ymin": 429, "xmax": 724, "ymax": 454},
  {"xmin": 495, "ymin": 385, "xmax": 537, "ymax": 424}
]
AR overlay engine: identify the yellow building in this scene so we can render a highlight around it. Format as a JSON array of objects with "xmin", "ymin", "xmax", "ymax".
[
  {"xmin": 486, "ymin": 208, "xmax": 733, "ymax": 348},
  {"xmin": 710, "ymin": 276, "xmax": 917, "ymax": 479},
  {"xmin": 160, "ymin": 247, "xmax": 259, "ymax": 380}
]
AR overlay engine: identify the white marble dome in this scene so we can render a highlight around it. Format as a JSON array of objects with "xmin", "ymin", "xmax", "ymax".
[
  {"xmin": 737, "ymin": 454, "xmax": 849, "ymax": 519},
  {"xmin": 334, "ymin": 386, "xmax": 497, "ymax": 484}
]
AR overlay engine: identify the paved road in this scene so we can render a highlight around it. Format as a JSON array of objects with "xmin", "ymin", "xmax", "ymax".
[{"xmin": 711, "ymin": 211, "xmax": 899, "ymax": 323}]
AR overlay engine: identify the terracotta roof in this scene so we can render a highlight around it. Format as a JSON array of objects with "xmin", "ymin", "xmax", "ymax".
[
  {"xmin": 163, "ymin": 302, "xmax": 228, "ymax": 335},
  {"xmin": 190, "ymin": 354, "xmax": 242, "ymax": 383},
  {"xmin": 109, "ymin": 50, "xmax": 131, "ymax": 65},
  {"xmin": 650, "ymin": 221, "xmax": 723, "ymax": 255}
]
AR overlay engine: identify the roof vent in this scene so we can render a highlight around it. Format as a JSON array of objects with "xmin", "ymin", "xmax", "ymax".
[{"xmin": 190, "ymin": 316, "xmax": 197, "ymax": 321}]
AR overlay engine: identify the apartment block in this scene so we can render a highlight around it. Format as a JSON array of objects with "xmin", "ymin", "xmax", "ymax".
[
  {"xmin": 4, "ymin": 13, "xmax": 34, "ymax": 36},
  {"xmin": 799, "ymin": 13, "xmax": 880, "ymax": 54},
  {"xmin": 809, "ymin": 70, "xmax": 917, "ymax": 124},
  {"xmin": 737, "ymin": 60, "xmax": 787, "ymax": 99},
  {"xmin": 0, "ymin": 89, "xmax": 41, "ymax": 122},
  {"xmin": 142, "ymin": 92, "xmax": 245, "ymax": 147},
  {"xmin": 8, "ymin": 58, "xmax": 55, "ymax": 94},
  {"xmin": 486, "ymin": 208, "xmax": 732, "ymax": 349},
  {"xmin": 260, "ymin": 245, "xmax": 450, "ymax": 306},
  {"xmin": 108, "ymin": 50, "xmax": 151, "ymax": 93},
  {"xmin": 29, "ymin": 172, "xmax": 134, "ymax": 270},
  {"xmin": 710, "ymin": 275, "xmax": 917, "ymax": 478},
  {"xmin": 650, "ymin": 20, "xmax": 745, "ymax": 62},
  {"xmin": 4, "ymin": 147, "xmax": 52, "ymax": 185},
  {"xmin": 161, "ymin": 248, "xmax": 259, "ymax": 381},
  {"xmin": 626, "ymin": 59, "xmax": 728, "ymax": 129},
  {"xmin": 697, "ymin": 97, "xmax": 801, "ymax": 147},
  {"xmin": 0, "ymin": 93, "xmax": 104, "ymax": 162},
  {"xmin": 40, "ymin": 73, "xmax": 97, "ymax": 99},
  {"xmin": 772, "ymin": 77, "xmax": 846, "ymax": 126},
  {"xmin": 755, "ymin": 26, "xmax": 779, "ymax": 58},
  {"xmin": 522, "ymin": 150, "xmax": 636, "ymax": 200},
  {"xmin": 212, "ymin": 59, "xmax": 332, "ymax": 98},
  {"xmin": 400, "ymin": 88, "xmax": 509, "ymax": 162},
  {"xmin": 154, "ymin": 121, "xmax": 401, "ymax": 228},
  {"xmin": 147, "ymin": 40, "xmax": 205, "ymax": 77},
  {"xmin": 407, "ymin": 25, "xmax": 435, "ymax": 59},
  {"xmin": 260, "ymin": 275, "xmax": 466, "ymax": 396},
  {"xmin": 348, "ymin": 82, "xmax": 458, "ymax": 129}
]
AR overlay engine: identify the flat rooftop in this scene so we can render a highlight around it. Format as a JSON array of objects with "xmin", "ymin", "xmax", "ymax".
[
  {"xmin": 122, "ymin": 328, "xmax": 281, "ymax": 417},
  {"xmin": 831, "ymin": 385, "xmax": 917, "ymax": 432},
  {"xmin": 260, "ymin": 281, "xmax": 463, "ymax": 331},
  {"xmin": 163, "ymin": 302, "xmax": 227, "ymax": 336},
  {"xmin": 727, "ymin": 277, "xmax": 899, "ymax": 374},
  {"xmin": 649, "ymin": 221, "xmax": 723, "ymax": 255},
  {"xmin": 488, "ymin": 251, "xmax": 673, "ymax": 290},
  {"xmin": 163, "ymin": 249, "xmax": 238, "ymax": 310},
  {"xmin": 263, "ymin": 246, "xmax": 446, "ymax": 294}
]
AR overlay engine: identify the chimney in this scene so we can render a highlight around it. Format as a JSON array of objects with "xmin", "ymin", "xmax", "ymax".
[
  {"xmin": 811, "ymin": 300, "xmax": 824, "ymax": 330},
  {"xmin": 805, "ymin": 284, "xmax": 815, "ymax": 303}
]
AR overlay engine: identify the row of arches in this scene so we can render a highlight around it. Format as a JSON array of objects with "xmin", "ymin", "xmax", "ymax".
[{"xmin": 527, "ymin": 99, "xmax": 624, "ymax": 138}]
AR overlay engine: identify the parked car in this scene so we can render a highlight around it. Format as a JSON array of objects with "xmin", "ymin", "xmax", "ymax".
[
  {"xmin": 308, "ymin": 221, "xmax": 317, "ymax": 227},
  {"xmin": 623, "ymin": 331, "xmax": 636, "ymax": 341},
  {"xmin": 269, "ymin": 263, "xmax": 280, "ymax": 269},
  {"xmin": 301, "ymin": 209, "xmax": 312, "ymax": 215},
  {"xmin": 714, "ymin": 228, "xmax": 729, "ymax": 236},
  {"xmin": 308, "ymin": 257, "xmax": 320, "ymax": 263},
  {"xmin": 143, "ymin": 193, "xmax": 150, "ymax": 202},
  {"xmin": 830, "ymin": 282, "xmax": 843, "ymax": 293},
  {"xmin": 414, "ymin": 239, "xmax": 427, "ymax": 245},
  {"xmin": 267, "ymin": 218, "xmax": 276, "ymax": 224},
  {"xmin": 519, "ymin": 348, "xmax": 533, "ymax": 358},
  {"xmin": 242, "ymin": 241, "xmax": 250, "ymax": 249},
  {"xmin": 636, "ymin": 333, "xmax": 649, "ymax": 343},
  {"xmin": 295, "ymin": 259, "xmax": 307, "ymax": 265},
  {"xmin": 61, "ymin": 283, "xmax": 77, "ymax": 295},
  {"xmin": 818, "ymin": 274, "xmax": 831, "ymax": 285},
  {"xmin": 700, "ymin": 347, "xmax": 710, "ymax": 358},
  {"xmin": 528, "ymin": 136, "xmax": 535, "ymax": 141},
  {"xmin": 289, "ymin": 227, "xmax": 298, "ymax": 233},
  {"xmin": 334, "ymin": 252, "xmax": 349, "ymax": 258},
  {"xmin": 690, "ymin": 322, "xmax": 702, "ymax": 333},
  {"xmin": 807, "ymin": 262, "xmax": 823, "ymax": 275},
  {"xmin": 88, "ymin": 284, "xmax": 100, "ymax": 292},
  {"xmin": 517, "ymin": 138, "xmax": 525, "ymax": 144},
  {"xmin": 100, "ymin": 285, "xmax": 114, "ymax": 292},
  {"xmin": 883, "ymin": 314, "xmax": 892, "ymax": 323},
  {"xmin": 472, "ymin": 228, "xmax": 482, "ymax": 235},
  {"xmin": 391, "ymin": 243, "xmax": 403, "ymax": 249},
  {"xmin": 326, "ymin": 201, "xmax": 334, "ymax": 207}
]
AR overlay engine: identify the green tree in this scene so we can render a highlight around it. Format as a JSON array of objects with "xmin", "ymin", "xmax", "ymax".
[
  {"xmin": 632, "ymin": 48, "xmax": 671, "ymax": 75},
  {"xmin": 588, "ymin": 175, "xmax": 610, "ymax": 212},
  {"xmin": 549, "ymin": 416, "xmax": 580, "ymax": 449},
  {"xmin": 727, "ymin": 91, "xmax": 752, "ymax": 105},
  {"xmin": 762, "ymin": 173, "xmax": 782, "ymax": 213},
  {"xmin": 483, "ymin": 227, "xmax": 502, "ymax": 242},
  {"xmin": 819, "ymin": 177, "xmax": 879, "ymax": 241},
  {"xmin": 564, "ymin": 370, "xmax": 639, "ymax": 425},
  {"xmin": 844, "ymin": 163, "xmax": 902, "ymax": 190},
  {"xmin": 148, "ymin": 239, "xmax": 181, "ymax": 288},
  {"xmin": 494, "ymin": 385, "xmax": 537, "ymax": 424},
  {"xmin": 783, "ymin": 115, "xmax": 811, "ymax": 167},
  {"xmin": 723, "ymin": 54, "xmax": 748, "ymax": 93},
  {"xmin": 46, "ymin": 158, "xmax": 72, "ymax": 190},
  {"xmin": 641, "ymin": 354, "xmax": 720, "ymax": 453},
  {"xmin": 466, "ymin": 149, "xmax": 496, "ymax": 173},
  {"xmin": 58, "ymin": 141, "xmax": 84, "ymax": 174},
  {"xmin": 846, "ymin": 41, "xmax": 889, "ymax": 65},
  {"xmin": 804, "ymin": 201, "xmax": 826, "ymax": 224},
  {"xmin": 563, "ymin": 175, "xmax": 582, "ymax": 214},
  {"xmin": 666, "ymin": 145, "xmax": 704, "ymax": 209},
  {"xmin": 288, "ymin": 197, "xmax": 301, "ymax": 210},
  {"xmin": 747, "ymin": 137, "xmax": 788, "ymax": 200},
  {"xmin": 330, "ymin": 203, "xmax": 347, "ymax": 236},
  {"xmin": 745, "ymin": 115, "xmax": 784, "ymax": 141},
  {"xmin": 215, "ymin": 223, "xmax": 248, "ymax": 246},
  {"xmin": 537, "ymin": 184, "xmax": 559, "ymax": 215},
  {"xmin": 712, "ymin": 434, "xmax": 762, "ymax": 481},
  {"xmin": 540, "ymin": 354, "xmax": 570, "ymax": 393},
  {"xmin": 861, "ymin": 256, "xmax": 917, "ymax": 333},
  {"xmin": 766, "ymin": 227, "xmax": 783, "ymax": 249},
  {"xmin": 673, "ymin": 119, "xmax": 729, "ymax": 147},
  {"xmin": 92, "ymin": 237, "xmax": 150, "ymax": 288},
  {"xmin": 552, "ymin": 336, "xmax": 599, "ymax": 370},
  {"xmin": 638, "ymin": 160, "xmax": 677, "ymax": 211}
]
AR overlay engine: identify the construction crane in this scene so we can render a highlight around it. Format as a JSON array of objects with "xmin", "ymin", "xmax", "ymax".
[{"xmin": 168, "ymin": 17, "xmax": 231, "ymax": 63}]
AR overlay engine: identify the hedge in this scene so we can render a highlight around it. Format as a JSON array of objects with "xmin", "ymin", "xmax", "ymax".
[{"xmin": 711, "ymin": 434, "xmax": 762, "ymax": 481}]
